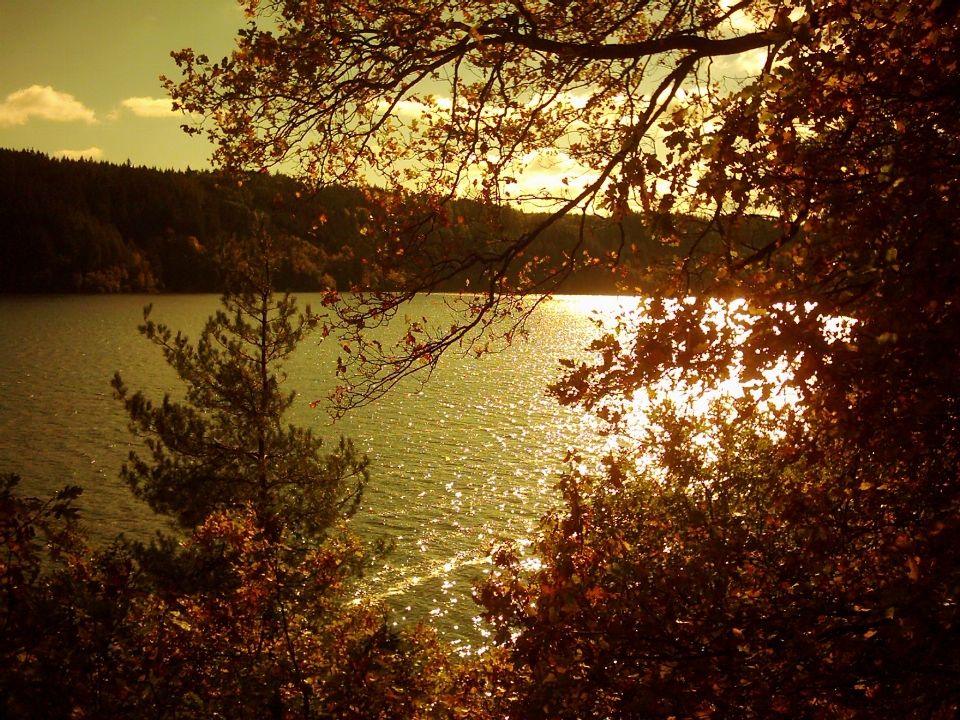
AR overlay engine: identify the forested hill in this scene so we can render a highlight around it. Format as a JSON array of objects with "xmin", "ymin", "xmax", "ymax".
[
  {"xmin": 0, "ymin": 148, "xmax": 372, "ymax": 293},
  {"xmin": 0, "ymin": 148, "xmax": 683, "ymax": 294}
]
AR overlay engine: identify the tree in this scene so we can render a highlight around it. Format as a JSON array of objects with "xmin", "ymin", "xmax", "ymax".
[
  {"xmin": 476, "ymin": 395, "xmax": 960, "ymax": 718},
  {"xmin": 465, "ymin": 281, "xmax": 960, "ymax": 716},
  {"xmin": 166, "ymin": 1, "xmax": 960, "ymax": 714},
  {"xmin": 165, "ymin": 0, "xmax": 958, "ymax": 410},
  {"xmin": 111, "ymin": 231, "xmax": 380, "ymax": 717},
  {"xmin": 0, "ymin": 231, "xmax": 463, "ymax": 719},
  {"xmin": 112, "ymin": 230, "xmax": 368, "ymax": 541}
]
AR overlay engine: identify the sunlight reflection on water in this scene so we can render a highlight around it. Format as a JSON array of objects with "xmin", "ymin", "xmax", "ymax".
[
  {"xmin": 0, "ymin": 293, "xmax": 842, "ymax": 647},
  {"xmin": 0, "ymin": 293, "xmax": 631, "ymax": 645}
]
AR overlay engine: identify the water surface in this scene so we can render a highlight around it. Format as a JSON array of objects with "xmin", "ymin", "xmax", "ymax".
[{"xmin": 0, "ymin": 293, "xmax": 630, "ymax": 648}]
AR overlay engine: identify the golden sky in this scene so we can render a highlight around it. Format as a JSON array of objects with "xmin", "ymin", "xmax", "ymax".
[
  {"xmin": 0, "ymin": 0, "xmax": 242, "ymax": 169},
  {"xmin": 0, "ymin": 0, "xmax": 768, "ymax": 189}
]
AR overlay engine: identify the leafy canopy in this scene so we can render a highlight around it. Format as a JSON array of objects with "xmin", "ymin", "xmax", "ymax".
[{"xmin": 168, "ymin": 0, "xmax": 959, "ymax": 414}]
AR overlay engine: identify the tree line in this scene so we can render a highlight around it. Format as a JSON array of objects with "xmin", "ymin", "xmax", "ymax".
[{"xmin": 0, "ymin": 147, "xmax": 684, "ymax": 295}]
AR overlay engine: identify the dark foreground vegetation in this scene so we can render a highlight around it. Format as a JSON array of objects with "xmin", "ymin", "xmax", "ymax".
[
  {"xmin": 4, "ymin": 0, "xmax": 960, "ymax": 717},
  {"xmin": 0, "ymin": 235, "xmax": 479, "ymax": 719}
]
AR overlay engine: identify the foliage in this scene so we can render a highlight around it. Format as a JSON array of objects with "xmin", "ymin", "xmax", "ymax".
[
  {"xmin": 1, "ymin": 477, "xmax": 457, "ymax": 719},
  {"xmin": 471, "ymin": 253, "xmax": 960, "ymax": 717},
  {"xmin": 111, "ymin": 510, "xmax": 454, "ymax": 720},
  {"xmin": 476, "ymin": 398, "xmax": 960, "ymax": 718},
  {"xmin": 164, "ymin": 0, "xmax": 959, "ymax": 415}
]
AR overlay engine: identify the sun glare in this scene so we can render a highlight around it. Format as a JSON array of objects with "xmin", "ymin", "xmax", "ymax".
[{"xmin": 553, "ymin": 296, "xmax": 854, "ymax": 462}]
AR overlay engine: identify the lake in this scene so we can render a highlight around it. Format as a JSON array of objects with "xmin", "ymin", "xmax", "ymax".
[{"xmin": 0, "ymin": 293, "xmax": 632, "ymax": 650}]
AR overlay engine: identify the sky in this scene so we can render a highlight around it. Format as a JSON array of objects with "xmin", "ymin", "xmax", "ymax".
[
  {"xmin": 0, "ymin": 0, "xmax": 767, "ymax": 189},
  {"xmin": 0, "ymin": 0, "xmax": 245, "ymax": 170}
]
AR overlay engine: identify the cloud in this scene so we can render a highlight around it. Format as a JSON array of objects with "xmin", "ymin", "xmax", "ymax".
[
  {"xmin": 515, "ymin": 151, "xmax": 597, "ymax": 191},
  {"xmin": 0, "ymin": 85, "xmax": 97, "ymax": 126},
  {"xmin": 53, "ymin": 146, "xmax": 104, "ymax": 160},
  {"xmin": 719, "ymin": 0, "xmax": 764, "ymax": 32},
  {"xmin": 713, "ymin": 46, "xmax": 769, "ymax": 78},
  {"xmin": 121, "ymin": 96, "xmax": 179, "ymax": 118}
]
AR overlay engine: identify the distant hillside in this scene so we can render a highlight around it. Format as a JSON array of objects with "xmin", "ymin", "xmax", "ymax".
[
  {"xmin": 0, "ymin": 148, "xmax": 697, "ymax": 294},
  {"xmin": 0, "ymin": 149, "xmax": 375, "ymax": 293}
]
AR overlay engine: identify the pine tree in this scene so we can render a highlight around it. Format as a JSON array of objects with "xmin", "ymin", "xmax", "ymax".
[
  {"xmin": 110, "ymin": 231, "xmax": 381, "ymax": 716},
  {"xmin": 112, "ymin": 231, "xmax": 367, "ymax": 544}
]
